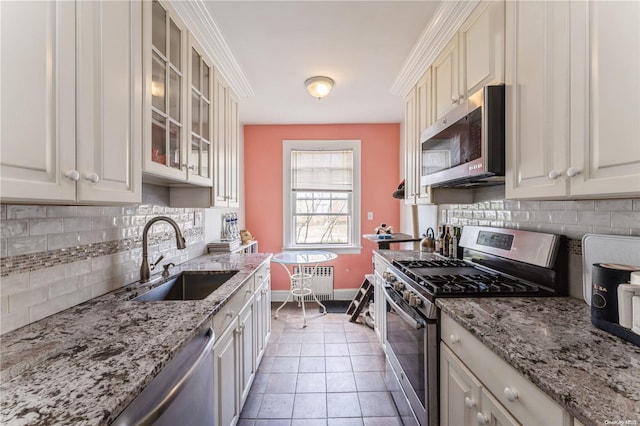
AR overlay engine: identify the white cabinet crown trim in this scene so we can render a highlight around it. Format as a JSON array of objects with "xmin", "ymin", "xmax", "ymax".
[
  {"xmin": 170, "ymin": 0, "xmax": 253, "ymax": 98},
  {"xmin": 391, "ymin": 0, "xmax": 480, "ymax": 97}
]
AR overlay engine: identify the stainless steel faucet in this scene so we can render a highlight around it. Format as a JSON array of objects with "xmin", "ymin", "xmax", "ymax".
[{"xmin": 140, "ymin": 216, "xmax": 186, "ymax": 283}]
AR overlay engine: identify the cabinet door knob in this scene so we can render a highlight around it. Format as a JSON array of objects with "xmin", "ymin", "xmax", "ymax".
[
  {"xmin": 85, "ymin": 173, "xmax": 100, "ymax": 183},
  {"xmin": 64, "ymin": 170, "xmax": 80, "ymax": 181},
  {"xmin": 464, "ymin": 396, "xmax": 476, "ymax": 408},
  {"xmin": 548, "ymin": 170, "xmax": 563, "ymax": 180},
  {"xmin": 451, "ymin": 97, "xmax": 458, "ymax": 105},
  {"xmin": 504, "ymin": 387, "xmax": 519, "ymax": 402},
  {"xmin": 566, "ymin": 167, "xmax": 582, "ymax": 177},
  {"xmin": 477, "ymin": 412, "xmax": 489, "ymax": 425},
  {"xmin": 449, "ymin": 334, "xmax": 460, "ymax": 344}
]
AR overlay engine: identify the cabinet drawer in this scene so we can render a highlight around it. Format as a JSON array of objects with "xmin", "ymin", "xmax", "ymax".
[
  {"xmin": 441, "ymin": 313, "xmax": 565, "ymax": 426},
  {"xmin": 213, "ymin": 282, "xmax": 253, "ymax": 338}
]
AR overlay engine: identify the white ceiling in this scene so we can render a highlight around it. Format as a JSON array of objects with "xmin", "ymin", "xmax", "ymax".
[{"xmin": 204, "ymin": 1, "xmax": 441, "ymax": 125}]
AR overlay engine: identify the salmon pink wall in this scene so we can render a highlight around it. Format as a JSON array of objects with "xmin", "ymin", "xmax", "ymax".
[{"xmin": 244, "ymin": 124, "xmax": 400, "ymax": 293}]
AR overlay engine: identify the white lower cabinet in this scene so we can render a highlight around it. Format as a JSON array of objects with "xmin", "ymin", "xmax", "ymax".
[
  {"xmin": 440, "ymin": 312, "xmax": 571, "ymax": 426},
  {"xmin": 212, "ymin": 262, "xmax": 271, "ymax": 426},
  {"xmin": 213, "ymin": 315, "xmax": 240, "ymax": 426},
  {"xmin": 254, "ymin": 266, "xmax": 272, "ymax": 365}
]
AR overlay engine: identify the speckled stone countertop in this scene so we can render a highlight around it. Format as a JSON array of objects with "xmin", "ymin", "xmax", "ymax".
[
  {"xmin": 0, "ymin": 252, "xmax": 271, "ymax": 426},
  {"xmin": 373, "ymin": 250, "xmax": 640, "ymax": 426}
]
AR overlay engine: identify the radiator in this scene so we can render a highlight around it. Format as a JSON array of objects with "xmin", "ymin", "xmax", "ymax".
[{"xmin": 293, "ymin": 266, "xmax": 334, "ymax": 301}]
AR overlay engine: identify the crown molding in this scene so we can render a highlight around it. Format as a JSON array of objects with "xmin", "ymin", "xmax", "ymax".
[
  {"xmin": 171, "ymin": 0, "xmax": 254, "ymax": 98},
  {"xmin": 390, "ymin": 0, "xmax": 480, "ymax": 98}
]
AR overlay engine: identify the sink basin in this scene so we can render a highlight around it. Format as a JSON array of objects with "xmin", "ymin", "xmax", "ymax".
[{"xmin": 133, "ymin": 271, "xmax": 239, "ymax": 301}]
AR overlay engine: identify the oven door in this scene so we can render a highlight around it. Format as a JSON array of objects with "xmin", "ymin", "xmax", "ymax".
[{"xmin": 383, "ymin": 286, "xmax": 438, "ymax": 426}]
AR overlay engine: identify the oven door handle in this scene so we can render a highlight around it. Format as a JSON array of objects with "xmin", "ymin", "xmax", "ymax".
[{"xmin": 384, "ymin": 287, "xmax": 425, "ymax": 330}]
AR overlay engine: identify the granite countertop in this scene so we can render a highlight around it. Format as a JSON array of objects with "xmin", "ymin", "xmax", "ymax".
[
  {"xmin": 0, "ymin": 252, "xmax": 272, "ymax": 426},
  {"xmin": 438, "ymin": 298, "xmax": 640, "ymax": 426},
  {"xmin": 374, "ymin": 250, "xmax": 640, "ymax": 425}
]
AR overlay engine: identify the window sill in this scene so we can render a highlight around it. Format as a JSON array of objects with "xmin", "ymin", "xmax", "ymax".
[{"xmin": 282, "ymin": 245, "xmax": 362, "ymax": 255}]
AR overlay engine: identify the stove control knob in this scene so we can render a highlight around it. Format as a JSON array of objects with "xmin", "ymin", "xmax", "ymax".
[
  {"xmin": 403, "ymin": 290, "xmax": 411, "ymax": 301},
  {"xmin": 413, "ymin": 297, "xmax": 422, "ymax": 307},
  {"xmin": 408, "ymin": 294, "xmax": 416, "ymax": 306},
  {"xmin": 387, "ymin": 274, "xmax": 397, "ymax": 283}
]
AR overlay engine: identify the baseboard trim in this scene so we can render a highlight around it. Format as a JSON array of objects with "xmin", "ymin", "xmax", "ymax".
[{"xmin": 270, "ymin": 289, "xmax": 358, "ymax": 302}]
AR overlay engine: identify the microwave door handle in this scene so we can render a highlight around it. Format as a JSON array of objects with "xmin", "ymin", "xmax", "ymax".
[{"xmin": 383, "ymin": 288, "xmax": 424, "ymax": 330}]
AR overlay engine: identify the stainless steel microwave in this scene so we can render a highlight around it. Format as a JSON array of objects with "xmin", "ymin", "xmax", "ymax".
[{"xmin": 420, "ymin": 85, "xmax": 505, "ymax": 188}]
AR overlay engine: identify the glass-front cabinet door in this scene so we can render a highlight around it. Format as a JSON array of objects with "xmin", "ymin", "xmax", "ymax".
[
  {"xmin": 187, "ymin": 36, "xmax": 214, "ymax": 186},
  {"xmin": 143, "ymin": 0, "xmax": 188, "ymax": 181}
]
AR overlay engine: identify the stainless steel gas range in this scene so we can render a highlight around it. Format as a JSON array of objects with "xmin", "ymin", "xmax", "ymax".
[{"xmin": 381, "ymin": 226, "xmax": 568, "ymax": 426}]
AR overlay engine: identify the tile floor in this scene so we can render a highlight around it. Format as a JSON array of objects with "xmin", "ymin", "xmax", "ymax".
[{"xmin": 238, "ymin": 302, "xmax": 402, "ymax": 426}]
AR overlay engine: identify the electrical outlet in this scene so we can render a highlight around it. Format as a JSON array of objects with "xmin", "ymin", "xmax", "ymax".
[{"xmin": 367, "ymin": 212, "xmax": 374, "ymax": 220}]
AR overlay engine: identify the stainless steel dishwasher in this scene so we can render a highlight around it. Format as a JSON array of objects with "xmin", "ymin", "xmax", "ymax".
[{"xmin": 112, "ymin": 327, "xmax": 215, "ymax": 426}]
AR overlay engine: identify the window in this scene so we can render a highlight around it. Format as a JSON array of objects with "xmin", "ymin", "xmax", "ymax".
[{"xmin": 283, "ymin": 140, "xmax": 361, "ymax": 253}]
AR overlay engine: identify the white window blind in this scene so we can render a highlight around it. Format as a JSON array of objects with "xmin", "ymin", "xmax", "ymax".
[{"xmin": 291, "ymin": 150, "xmax": 353, "ymax": 191}]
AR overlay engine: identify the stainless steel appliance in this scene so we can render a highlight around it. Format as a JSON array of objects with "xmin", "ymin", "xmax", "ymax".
[
  {"xmin": 382, "ymin": 226, "xmax": 568, "ymax": 426},
  {"xmin": 112, "ymin": 327, "xmax": 215, "ymax": 425},
  {"xmin": 420, "ymin": 85, "xmax": 505, "ymax": 188}
]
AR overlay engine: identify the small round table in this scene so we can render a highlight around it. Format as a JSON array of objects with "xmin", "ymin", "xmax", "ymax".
[{"xmin": 271, "ymin": 250, "xmax": 338, "ymax": 327}]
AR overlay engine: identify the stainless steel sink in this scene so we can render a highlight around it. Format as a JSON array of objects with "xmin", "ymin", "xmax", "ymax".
[{"xmin": 133, "ymin": 271, "xmax": 239, "ymax": 301}]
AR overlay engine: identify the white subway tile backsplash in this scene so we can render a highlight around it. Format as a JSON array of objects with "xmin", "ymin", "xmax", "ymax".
[
  {"xmin": 1, "ymin": 220, "xmax": 29, "ymax": 238},
  {"xmin": 29, "ymin": 218, "xmax": 64, "ymax": 236},
  {"xmin": 611, "ymin": 211, "xmax": 640, "ymax": 228},
  {"xmin": 529, "ymin": 211, "xmax": 552, "ymax": 223},
  {"xmin": 7, "ymin": 206, "xmax": 46, "ymax": 219},
  {"xmin": 595, "ymin": 199, "xmax": 633, "ymax": 211},
  {"xmin": 0, "ymin": 273, "xmax": 29, "ymax": 296},
  {"xmin": 540, "ymin": 201, "xmax": 566, "ymax": 211},
  {"xmin": 47, "ymin": 232, "xmax": 78, "ymax": 251},
  {"xmin": 518, "ymin": 201, "xmax": 540, "ymax": 211},
  {"xmin": 64, "ymin": 217, "xmax": 93, "ymax": 232},
  {"xmin": 30, "ymin": 265, "xmax": 67, "ymax": 288},
  {"xmin": 1, "ymin": 310, "xmax": 29, "ymax": 335},
  {"xmin": 8, "ymin": 286, "xmax": 48, "ymax": 310},
  {"xmin": 592, "ymin": 226, "xmax": 631, "ymax": 236},
  {"xmin": 634, "ymin": 200, "xmax": 640, "ymax": 211},
  {"xmin": 1, "ymin": 200, "xmax": 207, "ymax": 335},
  {"xmin": 46, "ymin": 206, "xmax": 78, "ymax": 218},
  {"xmin": 512, "ymin": 211, "xmax": 530, "ymax": 222},
  {"xmin": 564, "ymin": 200, "xmax": 595, "ymax": 211},
  {"xmin": 551, "ymin": 211, "xmax": 578, "ymax": 224},
  {"xmin": 577, "ymin": 211, "xmax": 611, "ymax": 227},
  {"xmin": 7, "ymin": 235, "xmax": 47, "ymax": 256},
  {"xmin": 48, "ymin": 276, "xmax": 79, "ymax": 299}
]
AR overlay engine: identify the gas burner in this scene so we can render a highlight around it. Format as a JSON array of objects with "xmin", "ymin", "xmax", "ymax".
[
  {"xmin": 419, "ymin": 273, "xmax": 540, "ymax": 295},
  {"xmin": 395, "ymin": 259, "xmax": 468, "ymax": 269}
]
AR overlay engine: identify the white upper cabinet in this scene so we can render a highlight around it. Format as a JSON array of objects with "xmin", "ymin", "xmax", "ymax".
[
  {"xmin": 143, "ymin": 0, "xmax": 189, "ymax": 182},
  {"xmin": 506, "ymin": 0, "xmax": 640, "ymax": 199},
  {"xmin": 505, "ymin": 1, "xmax": 571, "ymax": 199},
  {"xmin": 404, "ymin": 86, "xmax": 418, "ymax": 205},
  {"xmin": 459, "ymin": 0, "xmax": 505, "ymax": 100},
  {"xmin": 432, "ymin": 37, "xmax": 460, "ymax": 121},
  {"xmin": 433, "ymin": 0, "xmax": 504, "ymax": 121},
  {"xmin": 76, "ymin": 1, "xmax": 142, "ymax": 204},
  {"xmin": 0, "ymin": 1, "xmax": 142, "ymax": 204},
  {"xmin": 415, "ymin": 69, "xmax": 433, "ymax": 204},
  {"xmin": 568, "ymin": 1, "xmax": 640, "ymax": 197},
  {"xmin": 187, "ymin": 35, "xmax": 214, "ymax": 187},
  {"xmin": 213, "ymin": 72, "xmax": 240, "ymax": 208}
]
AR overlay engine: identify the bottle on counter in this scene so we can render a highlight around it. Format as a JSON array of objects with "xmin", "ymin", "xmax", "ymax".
[
  {"xmin": 438, "ymin": 225, "xmax": 445, "ymax": 255},
  {"xmin": 443, "ymin": 226, "xmax": 451, "ymax": 257},
  {"xmin": 455, "ymin": 227, "xmax": 463, "ymax": 259},
  {"xmin": 435, "ymin": 226, "xmax": 442, "ymax": 254},
  {"xmin": 450, "ymin": 226, "xmax": 458, "ymax": 259}
]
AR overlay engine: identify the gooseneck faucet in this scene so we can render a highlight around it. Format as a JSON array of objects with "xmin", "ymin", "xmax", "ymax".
[{"xmin": 140, "ymin": 216, "xmax": 187, "ymax": 283}]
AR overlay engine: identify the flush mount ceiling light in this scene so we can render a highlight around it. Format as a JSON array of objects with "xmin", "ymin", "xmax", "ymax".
[{"xmin": 305, "ymin": 76, "xmax": 334, "ymax": 99}]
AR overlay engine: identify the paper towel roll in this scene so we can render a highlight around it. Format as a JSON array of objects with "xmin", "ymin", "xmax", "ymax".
[
  {"xmin": 631, "ymin": 271, "xmax": 640, "ymax": 284},
  {"xmin": 618, "ymin": 283, "xmax": 640, "ymax": 328}
]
